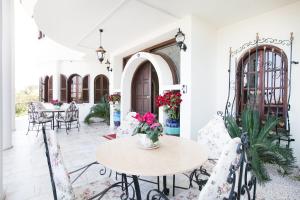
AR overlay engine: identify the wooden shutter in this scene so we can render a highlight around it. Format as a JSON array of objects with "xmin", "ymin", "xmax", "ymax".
[
  {"xmin": 60, "ymin": 74, "xmax": 67, "ymax": 102},
  {"xmin": 94, "ymin": 75, "xmax": 109, "ymax": 103},
  {"xmin": 82, "ymin": 75, "xmax": 89, "ymax": 103},
  {"xmin": 48, "ymin": 76, "xmax": 53, "ymax": 101}
]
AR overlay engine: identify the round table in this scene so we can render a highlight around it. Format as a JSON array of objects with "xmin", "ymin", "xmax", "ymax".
[
  {"xmin": 39, "ymin": 108, "xmax": 66, "ymax": 129},
  {"xmin": 96, "ymin": 135, "xmax": 207, "ymax": 199}
]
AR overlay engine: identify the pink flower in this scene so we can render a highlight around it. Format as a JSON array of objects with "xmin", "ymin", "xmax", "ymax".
[
  {"xmin": 143, "ymin": 112, "xmax": 156, "ymax": 125},
  {"xmin": 133, "ymin": 113, "xmax": 144, "ymax": 122},
  {"xmin": 150, "ymin": 122, "xmax": 161, "ymax": 129}
]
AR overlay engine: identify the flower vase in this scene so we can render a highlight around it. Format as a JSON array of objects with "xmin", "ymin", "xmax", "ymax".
[
  {"xmin": 54, "ymin": 105, "xmax": 61, "ymax": 110},
  {"xmin": 138, "ymin": 134, "xmax": 159, "ymax": 149},
  {"xmin": 113, "ymin": 111, "xmax": 120, "ymax": 127},
  {"xmin": 165, "ymin": 118, "xmax": 180, "ymax": 136}
]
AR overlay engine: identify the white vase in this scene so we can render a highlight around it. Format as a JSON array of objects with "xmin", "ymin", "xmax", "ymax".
[{"xmin": 138, "ymin": 134, "xmax": 159, "ymax": 149}]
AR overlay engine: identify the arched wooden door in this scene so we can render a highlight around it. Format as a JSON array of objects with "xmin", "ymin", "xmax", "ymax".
[
  {"xmin": 131, "ymin": 61, "xmax": 159, "ymax": 115},
  {"xmin": 94, "ymin": 75, "xmax": 109, "ymax": 103},
  {"xmin": 60, "ymin": 74, "xmax": 67, "ymax": 102}
]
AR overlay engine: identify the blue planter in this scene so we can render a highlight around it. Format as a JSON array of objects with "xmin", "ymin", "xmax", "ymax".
[
  {"xmin": 165, "ymin": 119, "xmax": 180, "ymax": 136},
  {"xmin": 113, "ymin": 111, "xmax": 120, "ymax": 127}
]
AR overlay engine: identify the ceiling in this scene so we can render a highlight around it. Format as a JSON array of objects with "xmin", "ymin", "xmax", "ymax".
[{"xmin": 30, "ymin": 0, "xmax": 299, "ymax": 55}]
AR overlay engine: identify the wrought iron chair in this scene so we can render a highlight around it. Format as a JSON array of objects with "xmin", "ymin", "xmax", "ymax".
[
  {"xmin": 41, "ymin": 127, "xmax": 136, "ymax": 200},
  {"xmin": 56, "ymin": 101, "xmax": 80, "ymax": 134},
  {"xmin": 147, "ymin": 134, "xmax": 257, "ymax": 200},
  {"xmin": 26, "ymin": 102, "xmax": 52, "ymax": 136}
]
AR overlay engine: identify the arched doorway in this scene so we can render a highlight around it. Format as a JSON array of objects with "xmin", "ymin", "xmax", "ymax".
[
  {"xmin": 94, "ymin": 74, "xmax": 109, "ymax": 103},
  {"xmin": 131, "ymin": 61, "xmax": 159, "ymax": 115},
  {"xmin": 121, "ymin": 52, "xmax": 174, "ymax": 122},
  {"xmin": 67, "ymin": 74, "xmax": 82, "ymax": 103}
]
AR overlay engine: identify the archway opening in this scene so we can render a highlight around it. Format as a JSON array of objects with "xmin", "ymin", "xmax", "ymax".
[{"xmin": 67, "ymin": 74, "xmax": 82, "ymax": 103}]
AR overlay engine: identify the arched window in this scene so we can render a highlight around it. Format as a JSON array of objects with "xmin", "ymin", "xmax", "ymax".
[
  {"xmin": 68, "ymin": 74, "xmax": 82, "ymax": 103},
  {"xmin": 236, "ymin": 45, "xmax": 288, "ymax": 122},
  {"xmin": 39, "ymin": 77, "xmax": 44, "ymax": 102},
  {"xmin": 44, "ymin": 76, "xmax": 49, "ymax": 102},
  {"xmin": 60, "ymin": 74, "xmax": 67, "ymax": 102},
  {"xmin": 94, "ymin": 75, "xmax": 109, "ymax": 103},
  {"xmin": 82, "ymin": 75, "xmax": 89, "ymax": 103},
  {"xmin": 48, "ymin": 76, "xmax": 53, "ymax": 101}
]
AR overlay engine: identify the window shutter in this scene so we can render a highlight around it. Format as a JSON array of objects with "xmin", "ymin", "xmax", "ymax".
[
  {"xmin": 60, "ymin": 74, "xmax": 67, "ymax": 102},
  {"xmin": 48, "ymin": 76, "xmax": 53, "ymax": 101},
  {"xmin": 82, "ymin": 75, "xmax": 89, "ymax": 103},
  {"xmin": 94, "ymin": 75, "xmax": 109, "ymax": 103}
]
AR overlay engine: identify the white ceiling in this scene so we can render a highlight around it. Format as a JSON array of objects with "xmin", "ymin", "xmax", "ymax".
[{"xmin": 32, "ymin": 0, "xmax": 299, "ymax": 55}]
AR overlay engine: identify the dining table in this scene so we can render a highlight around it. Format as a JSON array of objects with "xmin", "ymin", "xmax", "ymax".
[
  {"xmin": 96, "ymin": 135, "xmax": 208, "ymax": 200},
  {"xmin": 39, "ymin": 108, "xmax": 66, "ymax": 129}
]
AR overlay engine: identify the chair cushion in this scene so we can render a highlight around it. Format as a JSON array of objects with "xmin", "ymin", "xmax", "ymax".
[
  {"xmin": 197, "ymin": 115, "xmax": 231, "ymax": 160},
  {"xmin": 116, "ymin": 112, "xmax": 139, "ymax": 136},
  {"xmin": 47, "ymin": 130, "xmax": 76, "ymax": 200},
  {"xmin": 198, "ymin": 138, "xmax": 241, "ymax": 200},
  {"xmin": 74, "ymin": 178, "xmax": 122, "ymax": 200}
]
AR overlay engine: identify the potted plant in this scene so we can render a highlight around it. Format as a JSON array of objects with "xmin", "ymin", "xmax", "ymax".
[
  {"xmin": 132, "ymin": 112, "xmax": 163, "ymax": 149},
  {"xmin": 108, "ymin": 93, "xmax": 121, "ymax": 127},
  {"xmin": 156, "ymin": 91, "xmax": 182, "ymax": 136},
  {"xmin": 50, "ymin": 99, "xmax": 63, "ymax": 109},
  {"xmin": 226, "ymin": 108, "xmax": 295, "ymax": 183}
]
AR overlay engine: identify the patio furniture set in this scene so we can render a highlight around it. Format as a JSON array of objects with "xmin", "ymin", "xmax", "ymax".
[
  {"xmin": 41, "ymin": 111, "xmax": 257, "ymax": 200},
  {"xmin": 27, "ymin": 101, "xmax": 80, "ymax": 135}
]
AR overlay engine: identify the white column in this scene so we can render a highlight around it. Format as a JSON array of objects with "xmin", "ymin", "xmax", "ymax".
[
  {"xmin": 0, "ymin": 0, "xmax": 3, "ymax": 197},
  {"xmin": 2, "ymin": 0, "xmax": 14, "ymax": 150}
]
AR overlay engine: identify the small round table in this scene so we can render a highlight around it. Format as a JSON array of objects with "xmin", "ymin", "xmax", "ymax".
[
  {"xmin": 39, "ymin": 108, "xmax": 66, "ymax": 129},
  {"xmin": 96, "ymin": 135, "xmax": 208, "ymax": 199}
]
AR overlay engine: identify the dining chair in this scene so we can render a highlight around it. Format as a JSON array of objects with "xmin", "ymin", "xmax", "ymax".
[
  {"xmin": 41, "ymin": 127, "xmax": 126, "ymax": 200},
  {"xmin": 146, "ymin": 134, "xmax": 257, "ymax": 200},
  {"xmin": 56, "ymin": 101, "xmax": 80, "ymax": 134},
  {"xmin": 26, "ymin": 102, "xmax": 52, "ymax": 136}
]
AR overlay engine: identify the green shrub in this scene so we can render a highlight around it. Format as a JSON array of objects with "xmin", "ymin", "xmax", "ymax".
[{"xmin": 84, "ymin": 96, "xmax": 110, "ymax": 125}]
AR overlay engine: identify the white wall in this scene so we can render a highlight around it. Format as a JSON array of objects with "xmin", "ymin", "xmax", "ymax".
[
  {"xmin": 39, "ymin": 59, "xmax": 110, "ymax": 121},
  {"xmin": 216, "ymin": 1, "xmax": 300, "ymax": 166}
]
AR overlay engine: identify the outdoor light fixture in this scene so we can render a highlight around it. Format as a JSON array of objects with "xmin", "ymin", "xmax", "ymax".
[
  {"xmin": 106, "ymin": 59, "xmax": 112, "ymax": 72},
  {"xmin": 175, "ymin": 28, "xmax": 187, "ymax": 51},
  {"xmin": 96, "ymin": 29, "xmax": 106, "ymax": 63}
]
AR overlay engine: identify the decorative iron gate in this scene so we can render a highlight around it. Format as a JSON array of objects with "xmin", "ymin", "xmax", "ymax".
[{"xmin": 224, "ymin": 33, "xmax": 298, "ymax": 147}]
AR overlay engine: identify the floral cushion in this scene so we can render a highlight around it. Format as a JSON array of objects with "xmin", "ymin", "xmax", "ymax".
[
  {"xmin": 116, "ymin": 112, "xmax": 139, "ymax": 136},
  {"xmin": 197, "ymin": 115, "xmax": 231, "ymax": 160},
  {"xmin": 47, "ymin": 130, "xmax": 76, "ymax": 200},
  {"xmin": 74, "ymin": 179, "xmax": 123, "ymax": 200},
  {"xmin": 198, "ymin": 138, "xmax": 241, "ymax": 200}
]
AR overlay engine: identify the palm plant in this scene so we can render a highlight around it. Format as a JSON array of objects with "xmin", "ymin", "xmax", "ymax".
[
  {"xmin": 226, "ymin": 108, "xmax": 295, "ymax": 183},
  {"xmin": 84, "ymin": 95, "xmax": 110, "ymax": 125}
]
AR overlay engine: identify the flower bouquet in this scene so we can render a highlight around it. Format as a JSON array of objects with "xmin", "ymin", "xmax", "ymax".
[
  {"xmin": 132, "ymin": 112, "xmax": 163, "ymax": 149},
  {"xmin": 51, "ymin": 99, "xmax": 63, "ymax": 109},
  {"xmin": 156, "ymin": 91, "xmax": 182, "ymax": 135}
]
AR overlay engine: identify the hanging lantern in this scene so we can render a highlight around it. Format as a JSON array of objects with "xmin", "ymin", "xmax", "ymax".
[{"xmin": 96, "ymin": 29, "xmax": 106, "ymax": 63}]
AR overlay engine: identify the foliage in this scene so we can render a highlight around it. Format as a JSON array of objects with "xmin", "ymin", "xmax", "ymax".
[
  {"xmin": 15, "ymin": 86, "xmax": 39, "ymax": 116},
  {"xmin": 108, "ymin": 93, "xmax": 121, "ymax": 104},
  {"xmin": 132, "ymin": 112, "xmax": 163, "ymax": 143},
  {"xmin": 226, "ymin": 108, "xmax": 295, "ymax": 184},
  {"xmin": 156, "ymin": 91, "xmax": 182, "ymax": 120},
  {"xmin": 84, "ymin": 96, "xmax": 110, "ymax": 125}
]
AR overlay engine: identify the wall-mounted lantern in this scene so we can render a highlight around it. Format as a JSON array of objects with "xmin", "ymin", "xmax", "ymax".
[
  {"xmin": 106, "ymin": 59, "xmax": 112, "ymax": 72},
  {"xmin": 175, "ymin": 28, "xmax": 187, "ymax": 52}
]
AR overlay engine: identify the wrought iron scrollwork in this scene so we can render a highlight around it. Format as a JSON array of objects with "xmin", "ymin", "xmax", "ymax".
[
  {"xmin": 188, "ymin": 166, "xmax": 210, "ymax": 191},
  {"xmin": 224, "ymin": 133, "xmax": 256, "ymax": 200}
]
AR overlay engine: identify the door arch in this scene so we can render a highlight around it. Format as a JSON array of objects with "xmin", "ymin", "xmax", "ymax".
[{"xmin": 121, "ymin": 52, "xmax": 173, "ymax": 122}]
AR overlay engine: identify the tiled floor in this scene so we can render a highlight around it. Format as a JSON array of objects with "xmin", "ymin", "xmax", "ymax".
[{"xmin": 3, "ymin": 116, "xmax": 300, "ymax": 200}]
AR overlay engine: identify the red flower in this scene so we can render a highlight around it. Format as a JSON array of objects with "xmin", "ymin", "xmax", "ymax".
[
  {"xmin": 133, "ymin": 113, "xmax": 144, "ymax": 122},
  {"xmin": 143, "ymin": 112, "xmax": 156, "ymax": 125},
  {"xmin": 150, "ymin": 122, "xmax": 161, "ymax": 129}
]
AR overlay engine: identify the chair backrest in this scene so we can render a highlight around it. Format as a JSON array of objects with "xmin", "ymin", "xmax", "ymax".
[
  {"xmin": 198, "ymin": 134, "xmax": 256, "ymax": 200},
  {"xmin": 28, "ymin": 102, "xmax": 40, "ymax": 123},
  {"xmin": 116, "ymin": 112, "xmax": 139, "ymax": 136},
  {"xmin": 64, "ymin": 101, "xmax": 79, "ymax": 121},
  {"xmin": 32, "ymin": 101, "xmax": 46, "ymax": 110},
  {"xmin": 42, "ymin": 127, "xmax": 75, "ymax": 200},
  {"xmin": 197, "ymin": 115, "xmax": 231, "ymax": 159}
]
